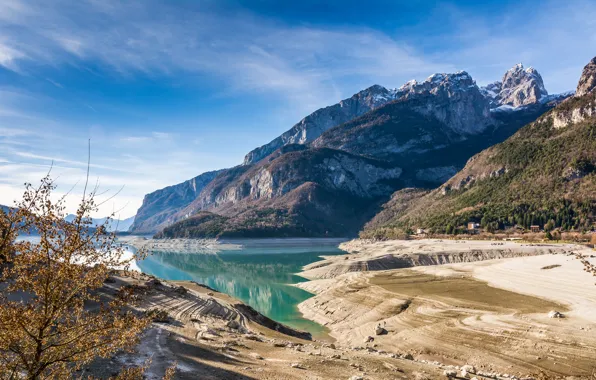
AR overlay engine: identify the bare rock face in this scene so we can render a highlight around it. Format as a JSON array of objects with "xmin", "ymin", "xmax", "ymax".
[
  {"xmin": 393, "ymin": 71, "xmax": 492, "ymax": 135},
  {"xmin": 243, "ymin": 85, "xmax": 400, "ymax": 165},
  {"xmin": 186, "ymin": 148, "xmax": 403, "ymax": 213},
  {"xmin": 576, "ymin": 57, "xmax": 596, "ymax": 97},
  {"xmin": 245, "ymin": 71, "xmax": 494, "ymax": 165},
  {"xmin": 482, "ymin": 63, "xmax": 548, "ymax": 107},
  {"xmin": 550, "ymin": 56, "xmax": 596, "ymax": 129},
  {"xmin": 130, "ymin": 169, "xmax": 224, "ymax": 233}
]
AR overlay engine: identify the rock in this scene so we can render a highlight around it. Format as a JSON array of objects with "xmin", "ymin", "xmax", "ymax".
[
  {"xmin": 576, "ymin": 56, "xmax": 596, "ymax": 97},
  {"xmin": 244, "ymin": 334, "xmax": 263, "ymax": 342},
  {"xmin": 244, "ymin": 84, "xmax": 401, "ymax": 165},
  {"xmin": 129, "ymin": 170, "xmax": 223, "ymax": 233},
  {"xmin": 489, "ymin": 63, "xmax": 548, "ymax": 107},
  {"xmin": 461, "ymin": 364, "xmax": 476, "ymax": 374},
  {"xmin": 443, "ymin": 369, "xmax": 457, "ymax": 378},
  {"xmin": 375, "ymin": 326, "xmax": 387, "ymax": 335},
  {"xmin": 249, "ymin": 353, "xmax": 264, "ymax": 360},
  {"xmin": 364, "ymin": 336, "xmax": 374, "ymax": 343},
  {"xmin": 403, "ymin": 353, "xmax": 414, "ymax": 360},
  {"xmin": 548, "ymin": 310, "xmax": 564, "ymax": 318},
  {"xmin": 146, "ymin": 278, "xmax": 162, "ymax": 287},
  {"xmin": 350, "ymin": 376, "xmax": 364, "ymax": 380},
  {"xmin": 174, "ymin": 285, "xmax": 188, "ymax": 295},
  {"xmin": 290, "ymin": 363, "xmax": 304, "ymax": 369},
  {"xmin": 226, "ymin": 320, "xmax": 240, "ymax": 329}
]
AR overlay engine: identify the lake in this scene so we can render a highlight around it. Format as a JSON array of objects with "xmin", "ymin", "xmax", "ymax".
[{"xmin": 135, "ymin": 238, "xmax": 347, "ymax": 336}]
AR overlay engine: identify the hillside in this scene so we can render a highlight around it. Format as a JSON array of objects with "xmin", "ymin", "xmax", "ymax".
[
  {"xmin": 130, "ymin": 170, "xmax": 223, "ymax": 233},
  {"xmin": 132, "ymin": 64, "xmax": 571, "ymax": 238},
  {"xmin": 363, "ymin": 57, "xmax": 596, "ymax": 238},
  {"xmin": 155, "ymin": 147, "xmax": 403, "ymax": 238}
]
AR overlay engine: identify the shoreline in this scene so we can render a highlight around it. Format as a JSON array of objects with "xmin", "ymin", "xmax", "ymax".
[
  {"xmin": 293, "ymin": 237, "xmax": 596, "ymax": 378},
  {"xmin": 120, "ymin": 236, "xmax": 347, "ymax": 337}
]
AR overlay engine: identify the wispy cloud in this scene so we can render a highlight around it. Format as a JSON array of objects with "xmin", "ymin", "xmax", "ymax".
[{"xmin": 0, "ymin": 0, "xmax": 449, "ymax": 111}]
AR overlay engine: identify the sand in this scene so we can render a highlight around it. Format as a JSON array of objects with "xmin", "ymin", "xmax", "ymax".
[
  {"xmin": 85, "ymin": 272, "xmax": 450, "ymax": 380},
  {"xmin": 300, "ymin": 238, "xmax": 576, "ymax": 279},
  {"xmin": 296, "ymin": 239, "xmax": 596, "ymax": 379}
]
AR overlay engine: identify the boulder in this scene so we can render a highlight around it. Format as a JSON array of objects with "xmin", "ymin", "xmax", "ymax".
[
  {"xmin": 548, "ymin": 310, "xmax": 564, "ymax": 318},
  {"xmin": 226, "ymin": 320, "xmax": 241, "ymax": 329}
]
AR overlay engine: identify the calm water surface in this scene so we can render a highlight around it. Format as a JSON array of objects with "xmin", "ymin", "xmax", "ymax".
[{"xmin": 136, "ymin": 238, "xmax": 346, "ymax": 336}]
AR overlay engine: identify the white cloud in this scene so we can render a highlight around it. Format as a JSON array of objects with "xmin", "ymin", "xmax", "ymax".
[
  {"xmin": 0, "ymin": 42, "xmax": 25, "ymax": 71},
  {"xmin": 0, "ymin": 0, "xmax": 447, "ymax": 112}
]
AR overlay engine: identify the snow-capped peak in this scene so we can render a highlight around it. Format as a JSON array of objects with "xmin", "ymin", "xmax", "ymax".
[
  {"xmin": 399, "ymin": 79, "xmax": 418, "ymax": 91},
  {"xmin": 481, "ymin": 63, "xmax": 549, "ymax": 108}
]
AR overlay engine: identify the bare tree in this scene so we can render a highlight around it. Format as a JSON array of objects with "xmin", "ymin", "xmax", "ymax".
[{"xmin": 0, "ymin": 173, "xmax": 156, "ymax": 379}]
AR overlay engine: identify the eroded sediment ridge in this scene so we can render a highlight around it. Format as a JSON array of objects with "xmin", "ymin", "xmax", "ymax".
[{"xmin": 300, "ymin": 239, "xmax": 574, "ymax": 279}]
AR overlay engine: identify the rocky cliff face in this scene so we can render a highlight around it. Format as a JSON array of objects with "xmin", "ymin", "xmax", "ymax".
[
  {"xmin": 309, "ymin": 71, "xmax": 554, "ymax": 186},
  {"xmin": 576, "ymin": 57, "xmax": 596, "ymax": 97},
  {"xmin": 392, "ymin": 71, "xmax": 492, "ymax": 134},
  {"xmin": 161, "ymin": 147, "xmax": 404, "ymax": 238},
  {"xmin": 181, "ymin": 147, "xmax": 402, "ymax": 217},
  {"xmin": 130, "ymin": 170, "xmax": 223, "ymax": 233},
  {"xmin": 481, "ymin": 63, "xmax": 549, "ymax": 108},
  {"xmin": 549, "ymin": 58, "xmax": 596, "ymax": 129},
  {"xmin": 243, "ymin": 85, "xmax": 400, "ymax": 165}
]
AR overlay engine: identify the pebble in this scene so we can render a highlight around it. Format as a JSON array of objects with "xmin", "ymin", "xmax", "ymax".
[{"xmin": 249, "ymin": 353, "xmax": 264, "ymax": 360}]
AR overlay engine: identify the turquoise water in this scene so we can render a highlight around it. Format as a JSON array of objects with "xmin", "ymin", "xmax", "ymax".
[{"xmin": 135, "ymin": 238, "xmax": 346, "ymax": 336}]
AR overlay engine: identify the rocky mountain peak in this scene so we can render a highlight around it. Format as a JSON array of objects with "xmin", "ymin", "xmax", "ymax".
[
  {"xmin": 576, "ymin": 56, "xmax": 596, "ymax": 97},
  {"xmin": 488, "ymin": 63, "xmax": 548, "ymax": 108},
  {"xmin": 242, "ymin": 84, "xmax": 402, "ymax": 165},
  {"xmin": 480, "ymin": 63, "xmax": 550, "ymax": 109},
  {"xmin": 397, "ymin": 71, "xmax": 477, "ymax": 98}
]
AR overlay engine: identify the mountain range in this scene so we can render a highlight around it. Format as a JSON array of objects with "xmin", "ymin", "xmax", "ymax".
[
  {"xmin": 64, "ymin": 214, "xmax": 136, "ymax": 232},
  {"xmin": 130, "ymin": 62, "xmax": 580, "ymax": 238},
  {"xmin": 363, "ymin": 57, "xmax": 596, "ymax": 238}
]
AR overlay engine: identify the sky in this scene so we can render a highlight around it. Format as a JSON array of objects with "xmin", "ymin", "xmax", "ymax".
[{"xmin": 1, "ymin": 0, "xmax": 596, "ymax": 218}]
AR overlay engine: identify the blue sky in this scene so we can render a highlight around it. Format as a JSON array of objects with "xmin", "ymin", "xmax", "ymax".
[{"xmin": 1, "ymin": 0, "xmax": 595, "ymax": 218}]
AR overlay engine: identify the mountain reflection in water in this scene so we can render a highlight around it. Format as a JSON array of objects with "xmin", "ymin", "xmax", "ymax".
[{"xmin": 136, "ymin": 238, "xmax": 346, "ymax": 334}]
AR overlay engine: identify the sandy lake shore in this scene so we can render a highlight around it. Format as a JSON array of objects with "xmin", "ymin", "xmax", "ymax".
[{"xmin": 296, "ymin": 238, "xmax": 596, "ymax": 379}]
